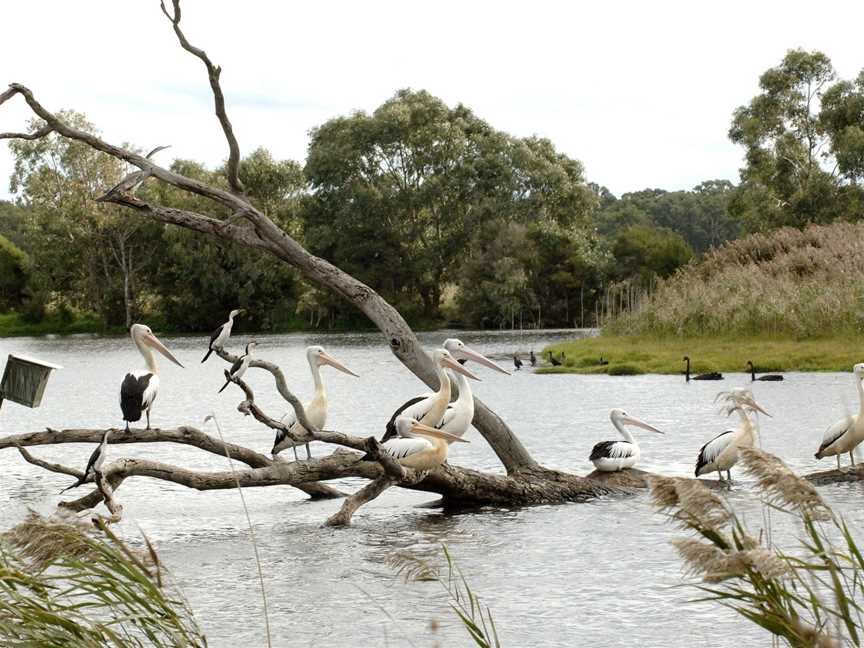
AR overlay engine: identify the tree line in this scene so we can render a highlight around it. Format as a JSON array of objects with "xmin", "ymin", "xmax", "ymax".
[{"xmin": 1, "ymin": 49, "xmax": 861, "ymax": 333}]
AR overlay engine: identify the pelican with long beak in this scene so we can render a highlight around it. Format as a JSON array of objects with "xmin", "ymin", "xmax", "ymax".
[
  {"xmin": 120, "ymin": 324, "xmax": 184, "ymax": 431},
  {"xmin": 589, "ymin": 409, "xmax": 664, "ymax": 472},
  {"xmin": 272, "ymin": 346, "xmax": 358, "ymax": 460},
  {"xmin": 369, "ymin": 415, "xmax": 469, "ymax": 470},
  {"xmin": 815, "ymin": 363, "xmax": 864, "ymax": 469},
  {"xmin": 382, "ymin": 346, "xmax": 484, "ymax": 442},
  {"xmin": 202, "ymin": 308, "xmax": 245, "ymax": 363},
  {"xmin": 695, "ymin": 389, "xmax": 771, "ymax": 482}
]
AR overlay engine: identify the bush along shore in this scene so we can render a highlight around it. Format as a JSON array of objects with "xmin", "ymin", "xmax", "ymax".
[{"xmin": 539, "ymin": 336, "xmax": 864, "ymax": 375}]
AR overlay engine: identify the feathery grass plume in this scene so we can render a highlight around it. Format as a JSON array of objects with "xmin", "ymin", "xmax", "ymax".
[
  {"xmin": 0, "ymin": 513, "xmax": 206, "ymax": 647},
  {"xmin": 387, "ymin": 545, "xmax": 501, "ymax": 648},
  {"xmin": 649, "ymin": 451, "xmax": 863, "ymax": 647},
  {"xmin": 740, "ymin": 447, "xmax": 832, "ymax": 520}
]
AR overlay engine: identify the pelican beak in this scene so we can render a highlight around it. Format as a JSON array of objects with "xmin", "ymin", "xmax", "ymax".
[
  {"xmin": 144, "ymin": 332, "xmax": 184, "ymax": 368},
  {"xmin": 744, "ymin": 398, "xmax": 771, "ymax": 417},
  {"xmin": 442, "ymin": 355, "xmax": 480, "ymax": 381},
  {"xmin": 410, "ymin": 421, "xmax": 470, "ymax": 443},
  {"xmin": 458, "ymin": 345, "xmax": 510, "ymax": 375},
  {"xmin": 320, "ymin": 352, "xmax": 359, "ymax": 377},
  {"xmin": 622, "ymin": 415, "xmax": 664, "ymax": 434}
]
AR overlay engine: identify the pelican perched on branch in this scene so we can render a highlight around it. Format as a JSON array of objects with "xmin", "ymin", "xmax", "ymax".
[
  {"xmin": 60, "ymin": 430, "xmax": 111, "ymax": 493},
  {"xmin": 218, "ymin": 341, "xmax": 257, "ymax": 393},
  {"xmin": 202, "ymin": 309, "xmax": 245, "ymax": 363},
  {"xmin": 120, "ymin": 324, "xmax": 184, "ymax": 431},
  {"xmin": 382, "ymin": 346, "xmax": 485, "ymax": 442},
  {"xmin": 272, "ymin": 346, "xmax": 358, "ymax": 461},
  {"xmin": 815, "ymin": 363, "xmax": 864, "ymax": 469},
  {"xmin": 368, "ymin": 415, "xmax": 469, "ymax": 470},
  {"xmin": 589, "ymin": 409, "xmax": 664, "ymax": 472},
  {"xmin": 695, "ymin": 389, "xmax": 770, "ymax": 482}
]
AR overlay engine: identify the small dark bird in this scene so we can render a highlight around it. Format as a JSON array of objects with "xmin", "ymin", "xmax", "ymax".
[
  {"xmin": 514, "ymin": 354, "xmax": 523, "ymax": 370},
  {"xmin": 599, "ymin": 356, "xmax": 609, "ymax": 366},
  {"xmin": 60, "ymin": 430, "xmax": 111, "ymax": 494},
  {"xmin": 202, "ymin": 309, "xmax": 245, "ymax": 363},
  {"xmin": 219, "ymin": 341, "xmax": 257, "ymax": 393},
  {"xmin": 683, "ymin": 356, "xmax": 723, "ymax": 382},
  {"xmin": 529, "ymin": 350, "xmax": 536, "ymax": 367},
  {"xmin": 747, "ymin": 361, "xmax": 783, "ymax": 381},
  {"xmin": 548, "ymin": 351, "xmax": 562, "ymax": 367}
]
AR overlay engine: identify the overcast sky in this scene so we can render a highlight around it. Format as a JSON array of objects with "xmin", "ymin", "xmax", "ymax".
[{"xmin": 2, "ymin": 0, "xmax": 863, "ymax": 200}]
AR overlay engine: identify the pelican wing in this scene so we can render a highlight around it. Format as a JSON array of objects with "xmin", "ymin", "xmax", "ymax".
[
  {"xmin": 382, "ymin": 395, "xmax": 433, "ymax": 441},
  {"xmin": 589, "ymin": 440, "xmax": 635, "ymax": 461},
  {"xmin": 695, "ymin": 429, "xmax": 735, "ymax": 476},
  {"xmin": 120, "ymin": 371, "xmax": 158, "ymax": 422},
  {"xmin": 818, "ymin": 416, "xmax": 853, "ymax": 454},
  {"xmin": 381, "ymin": 437, "xmax": 433, "ymax": 459}
]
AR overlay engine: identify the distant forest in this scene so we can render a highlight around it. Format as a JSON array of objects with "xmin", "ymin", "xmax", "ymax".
[{"xmin": 1, "ymin": 49, "xmax": 862, "ymax": 333}]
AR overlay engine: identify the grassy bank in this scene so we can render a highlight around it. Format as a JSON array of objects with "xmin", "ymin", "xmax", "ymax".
[
  {"xmin": 540, "ymin": 335, "xmax": 864, "ymax": 375},
  {"xmin": 0, "ymin": 312, "xmax": 114, "ymax": 337}
]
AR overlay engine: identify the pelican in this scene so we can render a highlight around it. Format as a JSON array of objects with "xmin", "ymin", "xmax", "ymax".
[
  {"xmin": 589, "ymin": 409, "xmax": 664, "ymax": 472},
  {"xmin": 202, "ymin": 309, "xmax": 245, "ymax": 363},
  {"xmin": 120, "ymin": 324, "xmax": 184, "ymax": 431},
  {"xmin": 218, "ymin": 341, "xmax": 257, "ymax": 393},
  {"xmin": 59, "ymin": 430, "xmax": 111, "ymax": 493},
  {"xmin": 695, "ymin": 389, "xmax": 770, "ymax": 482},
  {"xmin": 272, "ymin": 346, "xmax": 358, "ymax": 460},
  {"xmin": 684, "ymin": 356, "xmax": 723, "ymax": 381},
  {"xmin": 814, "ymin": 363, "xmax": 864, "ymax": 469},
  {"xmin": 367, "ymin": 415, "xmax": 469, "ymax": 470},
  {"xmin": 382, "ymin": 343, "xmax": 495, "ymax": 442},
  {"xmin": 746, "ymin": 361, "xmax": 783, "ymax": 382}
]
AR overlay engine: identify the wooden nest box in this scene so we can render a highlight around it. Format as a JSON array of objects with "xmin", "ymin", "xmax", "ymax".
[{"xmin": 0, "ymin": 354, "xmax": 63, "ymax": 409}]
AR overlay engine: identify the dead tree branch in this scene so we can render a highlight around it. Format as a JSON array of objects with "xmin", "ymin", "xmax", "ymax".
[
  {"xmin": 326, "ymin": 476, "xmax": 396, "ymax": 527},
  {"xmin": 16, "ymin": 445, "xmax": 82, "ymax": 479}
]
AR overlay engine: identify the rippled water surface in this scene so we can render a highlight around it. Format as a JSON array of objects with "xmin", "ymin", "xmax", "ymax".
[{"xmin": 2, "ymin": 329, "xmax": 863, "ymax": 647}]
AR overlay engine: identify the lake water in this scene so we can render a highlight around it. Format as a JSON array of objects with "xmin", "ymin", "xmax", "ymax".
[{"xmin": 1, "ymin": 329, "xmax": 863, "ymax": 647}]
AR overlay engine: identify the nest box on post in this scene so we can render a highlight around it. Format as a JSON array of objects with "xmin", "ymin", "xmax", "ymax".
[{"xmin": 0, "ymin": 354, "xmax": 63, "ymax": 409}]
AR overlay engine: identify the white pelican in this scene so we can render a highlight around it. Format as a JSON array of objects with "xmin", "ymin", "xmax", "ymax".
[
  {"xmin": 382, "ymin": 346, "xmax": 485, "ymax": 442},
  {"xmin": 218, "ymin": 341, "xmax": 257, "ymax": 393},
  {"xmin": 589, "ymin": 409, "xmax": 664, "ymax": 472},
  {"xmin": 695, "ymin": 389, "xmax": 770, "ymax": 482},
  {"xmin": 815, "ymin": 363, "xmax": 864, "ymax": 469},
  {"xmin": 369, "ymin": 415, "xmax": 469, "ymax": 470},
  {"xmin": 59, "ymin": 430, "xmax": 111, "ymax": 493},
  {"xmin": 202, "ymin": 309, "xmax": 245, "ymax": 363},
  {"xmin": 120, "ymin": 324, "xmax": 184, "ymax": 431},
  {"xmin": 272, "ymin": 346, "xmax": 358, "ymax": 460}
]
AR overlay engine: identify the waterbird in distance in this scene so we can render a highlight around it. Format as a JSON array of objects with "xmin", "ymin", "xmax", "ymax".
[
  {"xmin": 529, "ymin": 350, "xmax": 536, "ymax": 367},
  {"xmin": 218, "ymin": 341, "xmax": 257, "ymax": 393},
  {"xmin": 695, "ymin": 389, "xmax": 770, "ymax": 482},
  {"xmin": 684, "ymin": 356, "xmax": 723, "ymax": 381},
  {"xmin": 514, "ymin": 354, "xmax": 523, "ymax": 371},
  {"xmin": 202, "ymin": 309, "xmax": 245, "ymax": 363},
  {"xmin": 272, "ymin": 346, "xmax": 358, "ymax": 460},
  {"xmin": 589, "ymin": 409, "xmax": 664, "ymax": 472},
  {"xmin": 120, "ymin": 324, "xmax": 184, "ymax": 431},
  {"xmin": 746, "ymin": 361, "xmax": 783, "ymax": 382},
  {"xmin": 814, "ymin": 363, "xmax": 864, "ymax": 469},
  {"xmin": 366, "ymin": 415, "xmax": 469, "ymax": 470},
  {"xmin": 59, "ymin": 430, "xmax": 111, "ymax": 493},
  {"xmin": 382, "ymin": 342, "xmax": 501, "ymax": 442},
  {"xmin": 548, "ymin": 351, "xmax": 561, "ymax": 367}
]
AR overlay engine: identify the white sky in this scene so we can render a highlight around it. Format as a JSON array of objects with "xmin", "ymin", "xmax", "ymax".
[{"xmin": 1, "ymin": 0, "xmax": 863, "ymax": 200}]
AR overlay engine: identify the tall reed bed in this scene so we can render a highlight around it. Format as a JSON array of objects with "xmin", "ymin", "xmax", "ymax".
[
  {"xmin": 650, "ymin": 448, "xmax": 862, "ymax": 647},
  {"xmin": 607, "ymin": 222, "xmax": 864, "ymax": 338}
]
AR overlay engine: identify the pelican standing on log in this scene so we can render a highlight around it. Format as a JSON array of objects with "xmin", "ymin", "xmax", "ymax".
[
  {"xmin": 218, "ymin": 341, "xmax": 257, "ymax": 393},
  {"xmin": 272, "ymin": 346, "xmax": 358, "ymax": 460},
  {"xmin": 120, "ymin": 324, "xmax": 184, "ymax": 431},
  {"xmin": 814, "ymin": 363, "xmax": 864, "ymax": 469},
  {"xmin": 368, "ymin": 415, "xmax": 469, "ymax": 470},
  {"xmin": 382, "ymin": 345, "xmax": 486, "ymax": 442},
  {"xmin": 60, "ymin": 430, "xmax": 111, "ymax": 493},
  {"xmin": 694, "ymin": 389, "xmax": 770, "ymax": 482},
  {"xmin": 589, "ymin": 409, "xmax": 664, "ymax": 472},
  {"xmin": 202, "ymin": 309, "xmax": 245, "ymax": 363}
]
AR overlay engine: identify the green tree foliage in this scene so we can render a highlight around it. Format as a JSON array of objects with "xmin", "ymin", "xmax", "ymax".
[
  {"xmin": 610, "ymin": 224, "xmax": 693, "ymax": 284},
  {"xmin": 0, "ymin": 234, "xmax": 30, "ymax": 310},
  {"xmin": 729, "ymin": 49, "xmax": 864, "ymax": 230}
]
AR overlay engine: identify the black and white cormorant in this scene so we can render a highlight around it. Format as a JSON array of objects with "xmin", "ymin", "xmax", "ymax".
[
  {"xmin": 201, "ymin": 309, "xmax": 245, "ymax": 363},
  {"xmin": 218, "ymin": 341, "xmax": 257, "ymax": 393},
  {"xmin": 60, "ymin": 430, "xmax": 111, "ymax": 493}
]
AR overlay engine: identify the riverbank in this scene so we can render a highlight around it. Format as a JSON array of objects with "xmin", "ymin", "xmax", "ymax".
[{"xmin": 539, "ymin": 335, "xmax": 864, "ymax": 375}]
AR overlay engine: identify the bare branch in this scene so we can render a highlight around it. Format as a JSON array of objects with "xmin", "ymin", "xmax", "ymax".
[
  {"xmin": 160, "ymin": 0, "xmax": 243, "ymax": 194},
  {"xmin": 0, "ymin": 124, "xmax": 53, "ymax": 141},
  {"xmin": 325, "ymin": 476, "xmax": 396, "ymax": 527},
  {"xmin": 95, "ymin": 473, "xmax": 123, "ymax": 523},
  {"xmin": 16, "ymin": 445, "xmax": 82, "ymax": 478}
]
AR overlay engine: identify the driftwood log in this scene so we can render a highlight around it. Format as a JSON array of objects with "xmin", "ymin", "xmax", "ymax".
[{"xmin": 0, "ymin": 0, "xmax": 856, "ymax": 527}]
